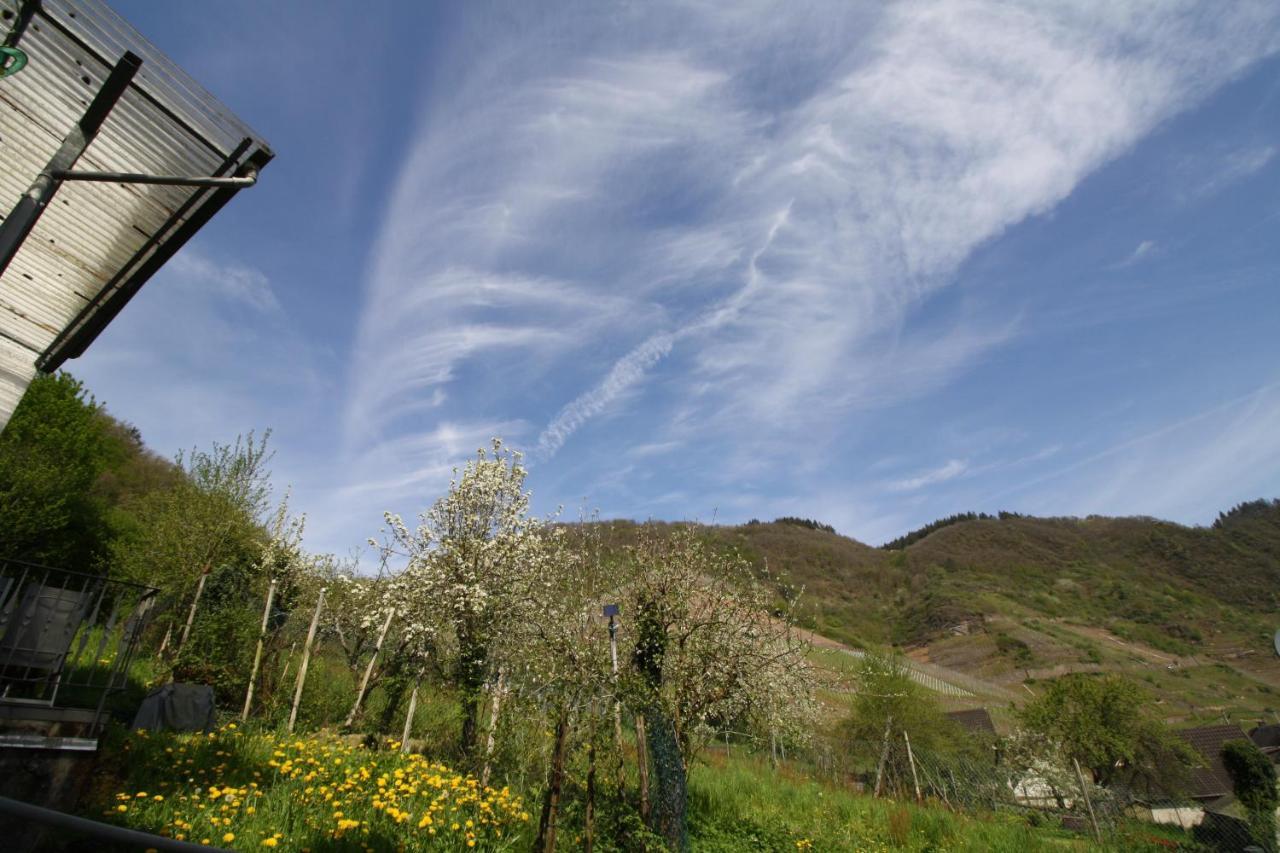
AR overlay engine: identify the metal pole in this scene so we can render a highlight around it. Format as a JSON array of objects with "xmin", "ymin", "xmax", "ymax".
[
  {"xmin": 608, "ymin": 613, "xmax": 622, "ymax": 743},
  {"xmin": 0, "ymin": 795, "xmax": 231, "ymax": 853},
  {"xmin": 288, "ymin": 588, "xmax": 325, "ymax": 734},
  {"xmin": 0, "ymin": 52, "xmax": 142, "ymax": 278},
  {"xmin": 241, "ymin": 578, "xmax": 277, "ymax": 720},
  {"xmin": 51, "ymin": 169, "xmax": 258, "ymax": 188}
]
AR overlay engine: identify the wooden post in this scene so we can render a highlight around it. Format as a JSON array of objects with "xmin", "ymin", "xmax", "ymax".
[
  {"xmin": 585, "ymin": 701, "xmax": 597, "ymax": 853},
  {"xmin": 156, "ymin": 622, "xmax": 173, "ymax": 658},
  {"xmin": 1074, "ymin": 758, "xmax": 1102, "ymax": 842},
  {"xmin": 400, "ymin": 677, "xmax": 420, "ymax": 753},
  {"xmin": 481, "ymin": 668, "xmax": 505, "ymax": 788},
  {"xmin": 344, "ymin": 608, "xmax": 394, "ymax": 729},
  {"xmin": 904, "ymin": 731, "xmax": 922, "ymax": 802},
  {"xmin": 770, "ymin": 730, "xmax": 778, "ymax": 769},
  {"xmin": 874, "ymin": 715, "xmax": 893, "ymax": 797},
  {"xmin": 175, "ymin": 565, "xmax": 211, "ymax": 656},
  {"xmin": 288, "ymin": 588, "xmax": 325, "ymax": 734},
  {"xmin": 279, "ymin": 641, "xmax": 297, "ymax": 685},
  {"xmin": 241, "ymin": 578, "xmax": 277, "ymax": 720},
  {"xmin": 636, "ymin": 714, "xmax": 650, "ymax": 821}
]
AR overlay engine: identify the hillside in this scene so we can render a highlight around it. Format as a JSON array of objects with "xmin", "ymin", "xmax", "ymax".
[{"xmin": 598, "ymin": 505, "xmax": 1280, "ymax": 727}]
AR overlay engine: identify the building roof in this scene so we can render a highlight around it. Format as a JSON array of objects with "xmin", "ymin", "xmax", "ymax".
[
  {"xmin": 1248, "ymin": 723, "xmax": 1280, "ymax": 752},
  {"xmin": 945, "ymin": 707, "xmax": 997, "ymax": 736},
  {"xmin": 1175, "ymin": 724, "xmax": 1250, "ymax": 801},
  {"xmin": 0, "ymin": 0, "xmax": 272, "ymax": 431}
]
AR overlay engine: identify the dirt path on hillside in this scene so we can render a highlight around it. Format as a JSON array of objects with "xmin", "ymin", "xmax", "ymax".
[
  {"xmin": 793, "ymin": 624, "xmax": 1018, "ymax": 702},
  {"xmin": 1050, "ymin": 620, "xmax": 1204, "ymax": 667}
]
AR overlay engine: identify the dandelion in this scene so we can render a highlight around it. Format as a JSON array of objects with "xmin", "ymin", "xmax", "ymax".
[{"xmin": 222, "ymin": 832, "xmax": 235, "ymax": 843}]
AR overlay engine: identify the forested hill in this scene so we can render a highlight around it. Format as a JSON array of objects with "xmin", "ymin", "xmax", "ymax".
[{"xmin": 596, "ymin": 504, "xmax": 1280, "ymax": 722}]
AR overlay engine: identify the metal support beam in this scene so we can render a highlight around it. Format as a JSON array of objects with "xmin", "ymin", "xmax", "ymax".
[
  {"xmin": 51, "ymin": 168, "xmax": 259, "ymax": 188},
  {"xmin": 0, "ymin": 50, "xmax": 142, "ymax": 279},
  {"xmin": 38, "ymin": 144, "xmax": 274, "ymax": 370},
  {"xmin": 1, "ymin": 0, "xmax": 40, "ymax": 51}
]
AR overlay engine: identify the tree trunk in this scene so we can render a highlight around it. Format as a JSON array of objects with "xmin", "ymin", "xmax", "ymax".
[
  {"xmin": 535, "ymin": 712, "xmax": 570, "ymax": 853},
  {"xmin": 646, "ymin": 706, "xmax": 687, "ymax": 852},
  {"xmin": 481, "ymin": 669, "xmax": 505, "ymax": 789},
  {"xmin": 457, "ymin": 625, "xmax": 487, "ymax": 759}
]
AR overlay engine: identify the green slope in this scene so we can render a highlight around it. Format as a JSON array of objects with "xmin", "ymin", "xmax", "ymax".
[{"xmin": 597, "ymin": 503, "xmax": 1280, "ymax": 725}]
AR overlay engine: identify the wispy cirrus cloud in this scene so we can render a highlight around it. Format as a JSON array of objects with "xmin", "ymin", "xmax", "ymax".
[
  {"xmin": 889, "ymin": 459, "xmax": 969, "ymax": 492},
  {"xmin": 340, "ymin": 0, "xmax": 1280, "ymax": 528}
]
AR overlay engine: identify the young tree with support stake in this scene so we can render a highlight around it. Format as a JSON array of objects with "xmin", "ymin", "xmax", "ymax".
[
  {"xmin": 619, "ymin": 523, "xmax": 815, "ymax": 851},
  {"xmin": 111, "ymin": 432, "xmax": 273, "ymax": 659},
  {"xmin": 384, "ymin": 438, "xmax": 547, "ymax": 760}
]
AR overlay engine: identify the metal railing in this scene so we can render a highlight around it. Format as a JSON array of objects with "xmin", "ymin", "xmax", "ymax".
[{"xmin": 0, "ymin": 558, "xmax": 157, "ymax": 737}]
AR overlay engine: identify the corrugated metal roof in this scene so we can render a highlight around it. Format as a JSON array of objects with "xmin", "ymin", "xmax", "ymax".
[{"xmin": 0, "ymin": 0, "xmax": 272, "ymax": 431}]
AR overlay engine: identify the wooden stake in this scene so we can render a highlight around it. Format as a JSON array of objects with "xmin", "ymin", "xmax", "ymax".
[
  {"xmin": 585, "ymin": 701, "xmax": 597, "ymax": 853},
  {"xmin": 241, "ymin": 578, "xmax": 277, "ymax": 720},
  {"xmin": 175, "ymin": 564, "xmax": 211, "ymax": 656},
  {"xmin": 874, "ymin": 715, "xmax": 893, "ymax": 797},
  {"xmin": 344, "ymin": 608, "xmax": 394, "ymax": 729},
  {"xmin": 279, "ymin": 641, "xmax": 297, "ymax": 685},
  {"xmin": 401, "ymin": 677, "xmax": 420, "ymax": 753},
  {"xmin": 157, "ymin": 622, "xmax": 173, "ymax": 658},
  {"xmin": 636, "ymin": 713, "xmax": 650, "ymax": 821},
  {"xmin": 288, "ymin": 588, "xmax": 325, "ymax": 734},
  {"xmin": 904, "ymin": 731, "xmax": 922, "ymax": 802},
  {"xmin": 1074, "ymin": 758, "xmax": 1102, "ymax": 842}
]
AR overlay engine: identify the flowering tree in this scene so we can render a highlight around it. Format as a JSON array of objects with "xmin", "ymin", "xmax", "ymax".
[
  {"xmin": 499, "ymin": 521, "xmax": 615, "ymax": 851},
  {"xmin": 385, "ymin": 439, "xmax": 547, "ymax": 758},
  {"xmin": 619, "ymin": 523, "xmax": 815, "ymax": 850}
]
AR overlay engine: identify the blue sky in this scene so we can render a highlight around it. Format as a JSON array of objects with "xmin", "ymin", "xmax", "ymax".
[{"xmin": 75, "ymin": 0, "xmax": 1280, "ymax": 559}]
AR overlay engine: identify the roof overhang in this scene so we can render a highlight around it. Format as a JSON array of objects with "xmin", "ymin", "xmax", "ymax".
[{"xmin": 0, "ymin": 0, "xmax": 272, "ymax": 430}]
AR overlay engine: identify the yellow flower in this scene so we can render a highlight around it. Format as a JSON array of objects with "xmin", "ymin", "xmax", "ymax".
[
  {"xmin": 222, "ymin": 833, "xmax": 235, "ymax": 843},
  {"xmin": 116, "ymin": 805, "xmax": 127, "ymax": 813},
  {"xmin": 261, "ymin": 839, "xmax": 278, "ymax": 848}
]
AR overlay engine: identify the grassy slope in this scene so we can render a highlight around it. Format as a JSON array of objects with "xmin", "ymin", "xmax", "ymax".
[
  {"xmin": 83, "ymin": 725, "xmax": 1175, "ymax": 852},
  {"xmin": 601, "ymin": 503, "xmax": 1280, "ymax": 726}
]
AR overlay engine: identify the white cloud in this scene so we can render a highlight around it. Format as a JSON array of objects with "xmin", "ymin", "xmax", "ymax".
[
  {"xmin": 1116, "ymin": 239, "xmax": 1158, "ymax": 267},
  {"xmin": 167, "ymin": 250, "xmax": 281, "ymax": 314},
  {"xmin": 889, "ymin": 459, "xmax": 970, "ymax": 492},
  {"xmin": 343, "ymin": 0, "xmax": 1280, "ymax": 522},
  {"xmin": 1184, "ymin": 144, "xmax": 1277, "ymax": 200},
  {"xmin": 535, "ymin": 332, "xmax": 674, "ymax": 460}
]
